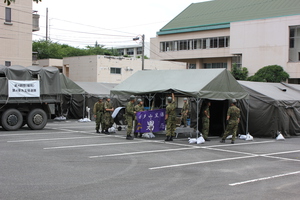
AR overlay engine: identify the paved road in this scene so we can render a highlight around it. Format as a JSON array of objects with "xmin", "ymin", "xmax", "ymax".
[{"xmin": 1, "ymin": 120, "xmax": 300, "ymax": 200}]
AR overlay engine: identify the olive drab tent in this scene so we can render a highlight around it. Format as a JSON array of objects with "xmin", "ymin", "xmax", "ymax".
[
  {"xmin": 238, "ymin": 81, "xmax": 300, "ymax": 137},
  {"xmin": 111, "ymin": 69, "xmax": 248, "ymax": 99},
  {"xmin": 111, "ymin": 69, "xmax": 249, "ymax": 136}
]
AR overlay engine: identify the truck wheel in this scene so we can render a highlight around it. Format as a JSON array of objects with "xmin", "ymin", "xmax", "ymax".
[
  {"xmin": 27, "ymin": 109, "xmax": 47, "ymax": 130},
  {"xmin": 1, "ymin": 109, "xmax": 23, "ymax": 131}
]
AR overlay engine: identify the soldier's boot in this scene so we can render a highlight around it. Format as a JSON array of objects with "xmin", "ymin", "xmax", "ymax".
[
  {"xmin": 134, "ymin": 132, "xmax": 138, "ymax": 138},
  {"xmin": 96, "ymin": 130, "xmax": 100, "ymax": 133},
  {"xmin": 169, "ymin": 136, "xmax": 173, "ymax": 141},
  {"xmin": 165, "ymin": 136, "xmax": 170, "ymax": 141},
  {"xmin": 126, "ymin": 135, "xmax": 134, "ymax": 140},
  {"xmin": 220, "ymin": 139, "xmax": 225, "ymax": 143},
  {"xmin": 139, "ymin": 133, "xmax": 143, "ymax": 138},
  {"xmin": 231, "ymin": 140, "xmax": 235, "ymax": 144}
]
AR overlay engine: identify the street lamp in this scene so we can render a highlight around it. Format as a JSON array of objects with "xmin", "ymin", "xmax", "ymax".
[{"xmin": 133, "ymin": 34, "xmax": 145, "ymax": 70}]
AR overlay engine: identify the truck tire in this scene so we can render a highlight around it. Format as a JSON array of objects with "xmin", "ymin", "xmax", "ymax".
[
  {"xmin": 27, "ymin": 109, "xmax": 48, "ymax": 130},
  {"xmin": 1, "ymin": 108, "xmax": 23, "ymax": 131}
]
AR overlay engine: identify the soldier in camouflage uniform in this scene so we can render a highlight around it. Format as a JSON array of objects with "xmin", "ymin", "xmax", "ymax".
[
  {"xmin": 93, "ymin": 97, "xmax": 104, "ymax": 133},
  {"xmin": 181, "ymin": 98, "xmax": 189, "ymax": 127},
  {"xmin": 201, "ymin": 101, "xmax": 211, "ymax": 141},
  {"xmin": 134, "ymin": 99, "xmax": 145, "ymax": 138},
  {"xmin": 165, "ymin": 93, "xmax": 176, "ymax": 141},
  {"xmin": 103, "ymin": 97, "xmax": 114, "ymax": 134},
  {"xmin": 125, "ymin": 95, "xmax": 136, "ymax": 140},
  {"xmin": 220, "ymin": 99, "xmax": 240, "ymax": 144}
]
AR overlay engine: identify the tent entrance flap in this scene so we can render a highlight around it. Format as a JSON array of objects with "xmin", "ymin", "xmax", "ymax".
[{"xmin": 208, "ymin": 100, "xmax": 228, "ymax": 136}]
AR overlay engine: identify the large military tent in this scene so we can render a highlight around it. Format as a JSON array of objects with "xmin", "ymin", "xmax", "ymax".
[
  {"xmin": 111, "ymin": 69, "xmax": 249, "ymax": 136},
  {"xmin": 238, "ymin": 81, "xmax": 300, "ymax": 137},
  {"xmin": 75, "ymin": 82, "xmax": 119, "ymax": 119}
]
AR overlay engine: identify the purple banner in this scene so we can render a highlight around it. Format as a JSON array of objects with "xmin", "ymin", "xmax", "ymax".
[{"xmin": 136, "ymin": 109, "xmax": 166, "ymax": 133}]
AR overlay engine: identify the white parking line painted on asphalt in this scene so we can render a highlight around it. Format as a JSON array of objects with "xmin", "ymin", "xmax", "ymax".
[
  {"xmin": 262, "ymin": 155, "xmax": 300, "ymax": 162},
  {"xmin": 229, "ymin": 170, "xmax": 300, "ymax": 186},
  {"xmin": 262, "ymin": 149, "xmax": 300, "ymax": 156},
  {"xmin": 88, "ymin": 140, "xmax": 277, "ymax": 160},
  {"xmin": 89, "ymin": 147, "xmax": 198, "ymax": 158},
  {"xmin": 44, "ymin": 140, "xmax": 150, "ymax": 150},
  {"xmin": 149, "ymin": 146, "xmax": 300, "ymax": 170},
  {"xmin": 7, "ymin": 136, "xmax": 103, "ymax": 143},
  {"xmin": 202, "ymin": 140, "xmax": 275, "ymax": 148},
  {"xmin": 0, "ymin": 131, "xmax": 74, "ymax": 137},
  {"xmin": 149, "ymin": 155, "xmax": 259, "ymax": 170},
  {"xmin": 204, "ymin": 147, "xmax": 258, "ymax": 156}
]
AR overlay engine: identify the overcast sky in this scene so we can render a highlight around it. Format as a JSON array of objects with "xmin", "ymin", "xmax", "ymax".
[{"xmin": 32, "ymin": 0, "xmax": 209, "ymax": 48}]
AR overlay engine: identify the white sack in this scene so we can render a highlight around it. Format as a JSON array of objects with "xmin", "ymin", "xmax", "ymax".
[
  {"xmin": 276, "ymin": 133, "xmax": 285, "ymax": 140},
  {"xmin": 245, "ymin": 133, "xmax": 254, "ymax": 141},
  {"xmin": 197, "ymin": 136, "xmax": 205, "ymax": 144}
]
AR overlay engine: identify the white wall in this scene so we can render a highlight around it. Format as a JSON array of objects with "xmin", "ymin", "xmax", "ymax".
[
  {"xmin": 63, "ymin": 55, "xmax": 186, "ymax": 83},
  {"xmin": 0, "ymin": 0, "xmax": 33, "ymax": 67},
  {"xmin": 230, "ymin": 15, "xmax": 300, "ymax": 77}
]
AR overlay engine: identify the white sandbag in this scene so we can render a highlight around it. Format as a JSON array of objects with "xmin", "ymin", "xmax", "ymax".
[
  {"xmin": 108, "ymin": 127, "xmax": 116, "ymax": 133},
  {"xmin": 197, "ymin": 136, "xmax": 205, "ymax": 144},
  {"xmin": 142, "ymin": 132, "xmax": 155, "ymax": 138},
  {"xmin": 239, "ymin": 134, "xmax": 247, "ymax": 140},
  {"xmin": 78, "ymin": 118, "xmax": 91, "ymax": 122},
  {"xmin": 245, "ymin": 133, "xmax": 253, "ymax": 141},
  {"xmin": 54, "ymin": 116, "xmax": 66, "ymax": 121},
  {"xmin": 148, "ymin": 132, "xmax": 155, "ymax": 138},
  {"xmin": 226, "ymin": 135, "xmax": 232, "ymax": 139},
  {"xmin": 142, "ymin": 133, "xmax": 150, "ymax": 138},
  {"xmin": 188, "ymin": 137, "xmax": 197, "ymax": 144},
  {"xmin": 276, "ymin": 133, "xmax": 285, "ymax": 140}
]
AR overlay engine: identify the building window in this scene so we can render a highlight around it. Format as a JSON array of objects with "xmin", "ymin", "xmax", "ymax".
[
  {"xmin": 204, "ymin": 63, "xmax": 227, "ymax": 69},
  {"xmin": 127, "ymin": 48, "xmax": 134, "ymax": 55},
  {"xmin": 179, "ymin": 40, "xmax": 188, "ymax": 50},
  {"xmin": 117, "ymin": 49, "xmax": 124, "ymax": 56},
  {"xmin": 5, "ymin": 7, "xmax": 11, "ymax": 23},
  {"xmin": 5, "ymin": 61, "xmax": 11, "ymax": 67},
  {"xmin": 232, "ymin": 54, "xmax": 242, "ymax": 68},
  {"xmin": 210, "ymin": 38, "xmax": 218, "ymax": 48},
  {"xmin": 110, "ymin": 67, "xmax": 121, "ymax": 74},
  {"xmin": 137, "ymin": 47, "xmax": 142, "ymax": 54},
  {"xmin": 290, "ymin": 28, "xmax": 295, "ymax": 48},
  {"xmin": 289, "ymin": 26, "xmax": 300, "ymax": 62},
  {"xmin": 160, "ymin": 36, "xmax": 229, "ymax": 52},
  {"xmin": 188, "ymin": 64, "xmax": 196, "ymax": 69},
  {"xmin": 193, "ymin": 39, "xmax": 202, "ymax": 49}
]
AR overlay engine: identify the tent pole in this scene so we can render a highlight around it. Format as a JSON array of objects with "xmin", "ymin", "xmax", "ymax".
[
  {"xmin": 246, "ymin": 99, "xmax": 249, "ymax": 134},
  {"xmin": 83, "ymin": 94, "xmax": 85, "ymax": 118},
  {"xmin": 196, "ymin": 98, "xmax": 201, "ymax": 139}
]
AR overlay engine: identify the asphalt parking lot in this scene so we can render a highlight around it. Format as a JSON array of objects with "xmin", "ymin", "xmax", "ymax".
[{"xmin": 1, "ymin": 120, "xmax": 300, "ymax": 200}]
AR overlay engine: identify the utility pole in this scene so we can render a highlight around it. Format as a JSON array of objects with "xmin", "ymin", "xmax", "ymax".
[
  {"xmin": 141, "ymin": 34, "xmax": 145, "ymax": 70},
  {"xmin": 46, "ymin": 8, "xmax": 48, "ymax": 41},
  {"xmin": 133, "ymin": 34, "xmax": 145, "ymax": 70}
]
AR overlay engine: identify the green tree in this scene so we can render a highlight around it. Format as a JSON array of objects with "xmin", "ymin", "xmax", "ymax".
[
  {"xmin": 247, "ymin": 65, "xmax": 289, "ymax": 82},
  {"xmin": 4, "ymin": 0, "xmax": 41, "ymax": 6},
  {"xmin": 231, "ymin": 63, "xmax": 248, "ymax": 80},
  {"xmin": 33, "ymin": 40, "xmax": 119, "ymax": 59}
]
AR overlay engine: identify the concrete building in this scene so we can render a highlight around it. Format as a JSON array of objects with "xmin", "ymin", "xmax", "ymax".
[
  {"xmin": 113, "ymin": 43, "xmax": 150, "ymax": 58},
  {"xmin": 38, "ymin": 59, "xmax": 63, "ymax": 72},
  {"xmin": 63, "ymin": 55, "xmax": 186, "ymax": 83},
  {"xmin": 150, "ymin": 0, "xmax": 300, "ymax": 83},
  {"xmin": 0, "ymin": 0, "xmax": 39, "ymax": 67}
]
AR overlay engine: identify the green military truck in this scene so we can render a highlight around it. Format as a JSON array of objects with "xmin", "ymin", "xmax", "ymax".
[{"xmin": 0, "ymin": 65, "xmax": 61, "ymax": 131}]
